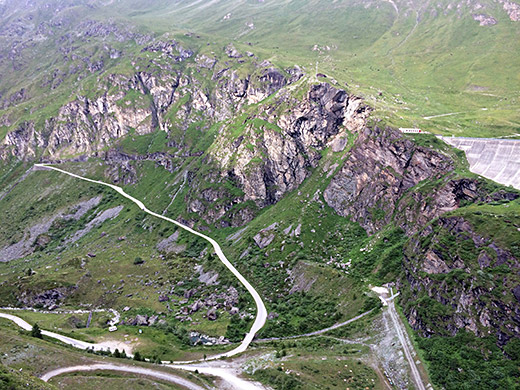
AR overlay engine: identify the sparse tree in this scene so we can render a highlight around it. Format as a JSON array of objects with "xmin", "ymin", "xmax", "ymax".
[{"xmin": 31, "ymin": 323, "xmax": 42, "ymax": 339}]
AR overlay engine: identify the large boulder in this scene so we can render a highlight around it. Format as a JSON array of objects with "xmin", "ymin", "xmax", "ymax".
[{"xmin": 207, "ymin": 308, "xmax": 218, "ymax": 321}]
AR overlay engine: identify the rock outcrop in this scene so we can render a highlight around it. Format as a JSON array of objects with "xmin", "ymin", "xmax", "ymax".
[
  {"xmin": 0, "ymin": 42, "xmax": 302, "ymax": 162},
  {"xmin": 0, "ymin": 34, "xmax": 373, "ymax": 229},
  {"xmin": 395, "ymin": 177, "xmax": 518, "ymax": 235},
  {"xmin": 19, "ymin": 287, "xmax": 75, "ymax": 309},
  {"xmin": 1, "ymin": 122, "xmax": 44, "ymax": 161},
  {"xmin": 472, "ymin": 13, "xmax": 497, "ymax": 25},
  {"xmin": 399, "ymin": 216, "xmax": 520, "ymax": 344},
  {"xmin": 253, "ymin": 223, "xmax": 278, "ymax": 249},
  {"xmin": 324, "ymin": 126, "xmax": 519, "ymax": 236},
  {"xmin": 324, "ymin": 126, "xmax": 454, "ymax": 234},
  {"xmin": 500, "ymin": 0, "xmax": 520, "ymax": 21},
  {"xmin": 186, "ymin": 82, "xmax": 369, "ymax": 227}
]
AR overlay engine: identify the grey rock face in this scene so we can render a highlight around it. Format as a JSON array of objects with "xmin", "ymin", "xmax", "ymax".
[
  {"xmin": 1, "ymin": 122, "xmax": 43, "ymax": 160},
  {"xmin": 134, "ymin": 314, "xmax": 149, "ymax": 326},
  {"xmin": 156, "ymin": 231, "xmax": 185, "ymax": 254},
  {"xmin": 208, "ymin": 83, "xmax": 369, "ymax": 213},
  {"xmin": 148, "ymin": 315, "xmax": 159, "ymax": 326},
  {"xmin": 325, "ymin": 127, "xmax": 519, "ymax": 236},
  {"xmin": 400, "ymin": 216, "xmax": 520, "ymax": 343},
  {"xmin": 0, "ymin": 196, "xmax": 103, "ymax": 262},
  {"xmin": 472, "ymin": 13, "xmax": 497, "ymax": 25},
  {"xmin": 207, "ymin": 308, "xmax": 218, "ymax": 321},
  {"xmin": 20, "ymin": 287, "xmax": 73, "ymax": 309},
  {"xmin": 253, "ymin": 223, "xmax": 278, "ymax": 249},
  {"xmin": 324, "ymin": 126, "xmax": 453, "ymax": 234},
  {"xmin": 225, "ymin": 44, "xmax": 243, "ymax": 58},
  {"xmin": 190, "ymin": 300, "xmax": 203, "ymax": 313},
  {"xmin": 0, "ymin": 43, "xmax": 297, "ymax": 161},
  {"xmin": 500, "ymin": 0, "xmax": 520, "ymax": 21},
  {"xmin": 0, "ymin": 43, "xmax": 372, "ymax": 230}
]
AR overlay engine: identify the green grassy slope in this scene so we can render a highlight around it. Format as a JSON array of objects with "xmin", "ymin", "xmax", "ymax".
[
  {"xmin": 89, "ymin": 0, "xmax": 520, "ymax": 137},
  {"xmin": 0, "ymin": 362, "xmax": 56, "ymax": 390},
  {"xmin": 0, "ymin": 317, "xmax": 210, "ymax": 389},
  {"xmin": 1, "ymin": 0, "xmax": 519, "ymax": 138},
  {"xmin": 0, "ymin": 2, "xmax": 519, "ymax": 389},
  {"xmin": 0, "ymin": 165, "xmax": 249, "ymax": 360}
]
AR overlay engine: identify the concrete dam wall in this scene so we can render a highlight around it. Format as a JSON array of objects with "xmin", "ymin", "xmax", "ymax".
[{"xmin": 439, "ymin": 137, "xmax": 520, "ymax": 190}]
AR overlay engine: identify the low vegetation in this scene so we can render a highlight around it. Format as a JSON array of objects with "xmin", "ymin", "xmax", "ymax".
[
  {"xmin": 418, "ymin": 332, "xmax": 520, "ymax": 390},
  {"xmin": 251, "ymin": 338, "xmax": 381, "ymax": 390}
]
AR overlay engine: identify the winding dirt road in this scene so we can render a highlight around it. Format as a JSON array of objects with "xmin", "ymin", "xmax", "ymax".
[
  {"xmin": 0, "ymin": 311, "xmax": 268, "ymax": 389},
  {"xmin": 0, "ymin": 312, "xmax": 132, "ymax": 355},
  {"xmin": 34, "ymin": 163, "xmax": 267, "ymax": 360},
  {"xmin": 4, "ymin": 164, "xmax": 420, "ymax": 390},
  {"xmin": 19, "ymin": 163, "xmax": 270, "ymax": 389},
  {"xmin": 40, "ymin": 364, "xmax": 206, "ymax": 390}
]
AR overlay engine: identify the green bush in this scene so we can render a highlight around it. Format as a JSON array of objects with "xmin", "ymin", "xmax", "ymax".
[
  {"xmin": 253, "ymin": 368, "xmax": 303, "ymax": 390},
  {"xmin": 31, "ymin": 323, "xmax": 42, "ymax": 339},
  {"xmin": 418, "ymin": 332, "xmax": 520, "ymax": 390}
]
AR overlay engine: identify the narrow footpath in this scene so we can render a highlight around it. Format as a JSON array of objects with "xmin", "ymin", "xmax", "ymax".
[{"xmin": 258, "ymin": 309, "xmax": 374, "ymax": 342}]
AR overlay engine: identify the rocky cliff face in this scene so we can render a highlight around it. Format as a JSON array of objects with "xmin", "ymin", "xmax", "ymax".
[
  {"xmin": 183, "ymin": 82, "xmax": 370, "ymax": 227},
  {"xmin": 0, "ymin": 36, "xmax": 372, "ymax": 228},
  {"xmin": 399, "ymin": 215, "xmax": 520, "ymax": 344},
  {"xmin": 323, "ymin": 126, "xmax": 518, "ymax": 236},
  {"xmin": 1, "ymin": 122, "xmax": 44, "ymax": 160},
  {"xmin": 1, "ymin": 78, "xmax": 157, "ymax": 160},
  {"xmin": 324, "ymin": 126, "xmax": 454, "ymax": 234},
  {"xmin": 0, "ymin": 41, "xmax": 304, "ymax": 161},
  {"xmin": 322, "ymin": 123, "xmax": 520, "ymax": 343},
  {"xmin": 395, "ymin": 178, "xmax": 519, "ymax": 235},
  {"xmin": 212, "ymin": 83, "xmax": 368, "ymax": 206}
]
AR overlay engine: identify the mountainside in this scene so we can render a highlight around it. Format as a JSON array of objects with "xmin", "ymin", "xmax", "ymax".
[
  {"xmin": 0, "ymin": 0, "xmax": 519, "ymax": 140},
  {"xmin": 0, "ymin": 1, "xmax": 519, "ymax": 390}
]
